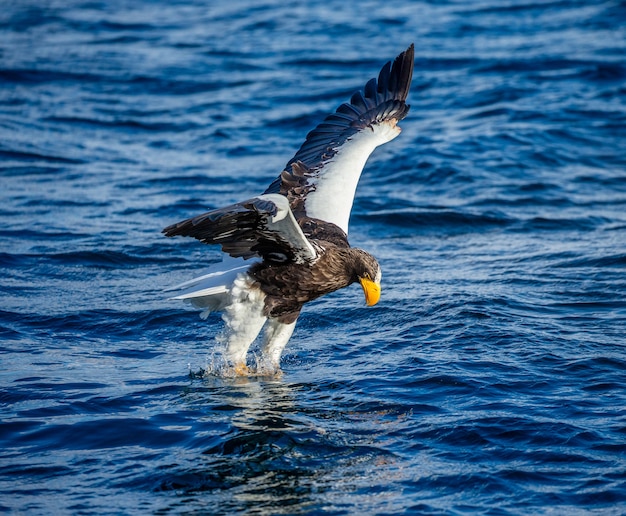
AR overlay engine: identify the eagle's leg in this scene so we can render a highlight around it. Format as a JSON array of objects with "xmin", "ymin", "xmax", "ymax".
[
  {"xmin": 220, "ymin": 310, "xmax": 266, "ymax": 373},
  {"xmin": 260, "ymin": 318, "xmax": 297, "ymax": 370},
  {"xmin": 219, "ymin": 274, "xmax": 268, "ymax": 374}
]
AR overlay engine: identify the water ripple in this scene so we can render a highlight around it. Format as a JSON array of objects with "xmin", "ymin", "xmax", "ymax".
[{"xmin": 1, "ymin": 0, "xmax": 625, "ymax": 514}]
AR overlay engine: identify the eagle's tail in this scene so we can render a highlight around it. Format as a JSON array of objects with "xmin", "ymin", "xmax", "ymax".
[{"xmin": 165, "ymin": 258, "xmax": 258, "ymax": 319}]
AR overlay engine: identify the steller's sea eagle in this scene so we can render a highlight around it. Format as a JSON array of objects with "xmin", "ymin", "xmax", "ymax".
[{"xmin": 163, "ymin": 44, "xmax": 414, "ymax": 374}]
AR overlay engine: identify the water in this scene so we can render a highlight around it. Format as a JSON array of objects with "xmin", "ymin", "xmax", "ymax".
[{"xmin": 1, "ymin": 0, "xmax": 626, "ymax": 513}]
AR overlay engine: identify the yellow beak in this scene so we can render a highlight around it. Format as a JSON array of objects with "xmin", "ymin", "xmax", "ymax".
[{"xmin": 359, "ymin": 277, "xmax": 381, "ymax": 306}]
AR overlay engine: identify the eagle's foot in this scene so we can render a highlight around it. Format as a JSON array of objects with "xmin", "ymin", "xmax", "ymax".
[{"xmin": 233, "ymin": 363, "xmax": 250, "ymax": 376}]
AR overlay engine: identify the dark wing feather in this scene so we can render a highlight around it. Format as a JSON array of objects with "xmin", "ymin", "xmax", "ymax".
[
  {"xmin": 264, "ymin": 44, "xmax": 414, "ymax": 196},
  {"xmin": 163, "ymin": 194, "xmax": 317, "ymax": 264}
]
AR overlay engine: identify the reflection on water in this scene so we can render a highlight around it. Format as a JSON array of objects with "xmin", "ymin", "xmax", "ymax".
[{"xmin": 155, "ymin": 376, "xmax": 406, "ymax": 514}]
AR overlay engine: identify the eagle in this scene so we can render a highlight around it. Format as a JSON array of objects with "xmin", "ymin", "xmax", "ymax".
[{"xmin": 163, "ymin": 44, "xmax": 414, "ymax": 374}]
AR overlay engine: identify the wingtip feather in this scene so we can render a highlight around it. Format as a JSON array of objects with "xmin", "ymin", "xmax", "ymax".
[{"xmin": 267, "ymin": 44, "xmax": 415, "ymax": 214}]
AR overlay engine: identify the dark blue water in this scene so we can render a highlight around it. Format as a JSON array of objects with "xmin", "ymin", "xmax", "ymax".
[{"xmin": 2, "ymin": 1, "xmax": 626, "ymax": 514}]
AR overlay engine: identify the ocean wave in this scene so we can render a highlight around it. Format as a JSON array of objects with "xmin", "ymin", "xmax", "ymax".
[{"xmin": 357, "ymin": 209, "xmax": 514, "ymax": 233}]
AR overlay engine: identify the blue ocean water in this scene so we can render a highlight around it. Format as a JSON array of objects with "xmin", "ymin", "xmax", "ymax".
[{"xmin": 1, "ymin": 0, "xmax": 626, "ymax": 513}]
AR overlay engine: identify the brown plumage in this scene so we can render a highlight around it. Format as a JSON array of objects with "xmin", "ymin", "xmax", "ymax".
[{"xmin": 250, "ymin": 246, "xmax": 380, "ymax": 324}]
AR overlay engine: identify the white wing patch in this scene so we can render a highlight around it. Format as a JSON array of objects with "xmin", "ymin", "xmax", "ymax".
[
  {"xmin": 255, "ymin": 193, "xmax": 318, "ymax": 263},
  {"xmin": 303, "ymin": 121, "xmax": 401, "ymax": 234}
]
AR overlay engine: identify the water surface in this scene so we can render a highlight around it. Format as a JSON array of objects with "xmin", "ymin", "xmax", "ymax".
[{"xmin": 1, "ymin": 0, "xmax": 626, "ymax": 514}]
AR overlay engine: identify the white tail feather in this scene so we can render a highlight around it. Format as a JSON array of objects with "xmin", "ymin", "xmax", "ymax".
[{"xmin": 165, "ymin": 258, "xmax": 260, "ymax": 317}]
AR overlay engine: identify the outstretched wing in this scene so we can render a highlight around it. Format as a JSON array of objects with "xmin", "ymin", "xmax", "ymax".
[
  {"xmin": 264, "ymin": 44, "xmax": 414, "ymax": 234},
  {"xmin": 162, "ymin": 194, "xmax": 318, "ymax": 264}
]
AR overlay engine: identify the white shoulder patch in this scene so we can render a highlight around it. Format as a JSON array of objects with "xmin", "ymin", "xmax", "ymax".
[{"xmin": 255, "ymin": 193, "xmax": 318, "ymax": 263}]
